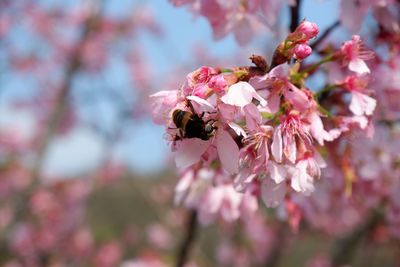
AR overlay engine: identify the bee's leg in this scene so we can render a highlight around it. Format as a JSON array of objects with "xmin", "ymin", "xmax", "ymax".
[
  {"xmin": 179, "ymin": 129, "xmax": 185, "ymax": 138},
  {"xmin": 173, "ymin": 134, "xmax": 182, "ymax": 141},
  {"xmin": 186, "ymin": 99, "xmax": 196, "ymax": 114}
]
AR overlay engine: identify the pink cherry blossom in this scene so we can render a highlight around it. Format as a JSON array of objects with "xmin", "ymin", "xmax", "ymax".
[
  {"xmin": 273, "ymin": 111, "xmax": 312, "ymax": 164},
  {"xmin": 250, "ymin": 64, "xmax": 311, "ymax": 112},
  {"xmin": 148, "ymin": 18, "xmax": 386, "ymax": 252},
  {"xmin": 170, "ymin": 0, "xmax": 286, "ymax": 45},
  {"xmin": 198, "ymin": 183, "xmax": 257, "ymax": 224},
  {"xmin": 342, "ymin": 75, "xmax": 376, "ymax": 116},
  {"xmin": 340, "ymin": 35, "xmax": 374, "ymax": 74}
]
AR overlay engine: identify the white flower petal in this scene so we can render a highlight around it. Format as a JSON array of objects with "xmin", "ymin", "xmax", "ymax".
[
  {"xmin": 221, "ymin": 82, "xmax": 267, "ymax": 107},
  {"xmin": 268, "ymin": 162, "xmax": 286, "ymax": 184},
  {"xmin": 350, "ymin": 92, "xmax": 377, "ymax": 116},
  {"xmin": 349, "ymin": 58, "xmax": 370, "ymax": 74},
  {"xmin": 290, "ymin": 163, "xmax": 315, "ymax": 195},
  {"xmin": 228, "ymin": 122, "xmax": 247, "ymax": 138},
  {"xmin": 186, "ymin": 95, "xmax": 216, "ymax": 112}
]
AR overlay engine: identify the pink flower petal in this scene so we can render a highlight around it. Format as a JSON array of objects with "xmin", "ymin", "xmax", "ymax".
[
  {"xmin": 271, "ymin": 127, "xmax": 282, "ymax": 163},
  {"xmin": 268, "ymin": 92, "xmax": 281, "ymax": 113},
  {"xmin": 290, "ymin": 162, "xmax": 314, "ymax": 194},
  {"xmin": 285, "ymin": 84, "xmax": 311, "ymax": 111},
  {"xmin": 234, "ymin": 171, "xmax": 256, "ymax": 192},
  {"xmin": 308, "ymin": 112, "xmax": 334, "ymax": 145},
  {"xmin": 232, "ymin": 15, "xmax": 253, "ymax": 46},
  {"xmin": 174, "ymin": 139, "xmax": 210, "ymax": 169},
  {"xmin": 218, "ymin": 103, "xmax": 237, "ymax": 121},
  {"xmin": 244, "ymin": 103, "xmax": 262, "ymax": 131},
  {"xmin": 149, "ymin": 90, "xmax": 179, "ymax": 124},
  {"xmin": 220, "ymin": 186, "xmax": 242, "ymax": 222},
  {"xmin": 313, "ymin": 151, "xmax": 327, "ymax": 169},
  {"xmin": 268, "ymin": 64, "xmax": 289, "ymax": 78},
  {"xmin": 174, "ymin": 170, "xmax": 194, "ymax": 205},
  {"xmin": 217, "ymin": 129, "xmax": 239, "ymax": 174},
  {"xmin": 261, "ymin": 178, "xmax": 286, "ymax": 208},
  {"xmin": 284, "ymin": 134, "xmax": 297, "ymax": 164},
  {"xmin": 249, "ymin": 73, "xmax": 268, "ymax": 90},
  {"xmin": 268, "ymin": 162, "xmax": 286, "ymax": 184}
]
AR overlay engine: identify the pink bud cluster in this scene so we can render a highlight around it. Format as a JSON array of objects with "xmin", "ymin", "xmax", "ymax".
[
  {"xmin": 150, "ymin": 21, "xmax": 377, "ymax": 224},
  {"xmin": 290, "ymin": 20, "xmax": 319, "ymax": 59},
  {"xmin": 272, "ymin": 20, "xmax": 319, "ymax": 65}
]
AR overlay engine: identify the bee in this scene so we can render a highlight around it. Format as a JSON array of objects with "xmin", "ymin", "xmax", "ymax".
[{"xmin": 172, "ymin": 101, "xmax": 216, "ymax": 141}]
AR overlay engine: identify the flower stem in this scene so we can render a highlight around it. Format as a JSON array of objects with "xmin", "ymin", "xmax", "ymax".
[
  {"xmin": 311, "ymin": 20, "xmax": 340, "ymax": 49},
  {"xmin": 314, "ymin": 84, "xmax": 337, "ymax": 99},
  {"xmin": 301, "ymin": 55, "xmax": 334, "ymax": 74}
]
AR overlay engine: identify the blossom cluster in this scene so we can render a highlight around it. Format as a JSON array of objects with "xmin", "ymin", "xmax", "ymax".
[
  {"xmin": 151, "ymin": 20, "xmax": 377, "ymax": 224},
  {"xmin": 171, "ymin": 0, "xmax": 400, "ymax": 48},
  {"xmin": 170, "ymin": 0, "xmax": 294, "ymax": 45}
]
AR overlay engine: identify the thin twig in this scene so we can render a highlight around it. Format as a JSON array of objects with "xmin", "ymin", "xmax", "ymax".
[
  {"xmin": 289, "ymin": 0, "xmax": 302, "ymax": 32},
  {"xmin": 176, "ymin": 210, "xmax": 198, "ymax": 267},
  {"xmin": 311, "ymin": 20, "xmax": 340, "ymax": 50}
]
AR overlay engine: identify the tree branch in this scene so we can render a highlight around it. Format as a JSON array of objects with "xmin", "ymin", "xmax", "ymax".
[
  {"xmin": 289, "ymin": 0, "xmax": 302, "ymax": 33},
  {"xmin": 176, "ymin": 210, "xmax": 198, "ymax": 267},
  {"xmin": 330, "ymin": 209, "xmax": 383, "ymax": 267},
  {"xmin": 311, "ymin": 20, "xmax": 340, "ymax": 50},
  {"xmin": 264, "ymin": 223, "xmax": 287, "ymax": 267},
  {"xmin": 14, "ymin": 1, "xmax": 102, "ymax": 222},
  {"xmin": 31, "ymin": 4, "xmax": 102, "ymax": 180}
]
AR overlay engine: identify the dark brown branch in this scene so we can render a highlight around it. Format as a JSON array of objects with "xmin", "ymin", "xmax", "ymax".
[
  {"xmin": 311, "ymin": 20, "xmax": 340, "ymax": 50},
  {"xmin": 330, "ymin": 209, "xmax": 383, "ymax": 267},
  {"xmin": 15, "ymin": 3, "xmax": 101, "ymax": 219},
  {"xmin": 264, "ymin": 223, "xmax": 287, "ymax": 267},
  {"xmin": 0, "ymin": 4, "xmax": 104, "ymax": 256},
  {"xmin": 289, "ymin": 0, "xmax": 302, "ymax": 32},
  {"xmin": 176, "ymin": 210, "xmax": 198, "ymax": 267},
  {"xmin": 32, "ymin": 6, "xmax": 102, "ymax": 180}
]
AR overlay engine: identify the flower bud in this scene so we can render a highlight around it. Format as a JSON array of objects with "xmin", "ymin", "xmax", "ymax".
[
  {"xmin": 295, "ymin": 20, "xmax": 319, "ymax": 39},
  {"xmin": 293, "ymin": 44, "xmax": 312, "ymax": 59}
]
